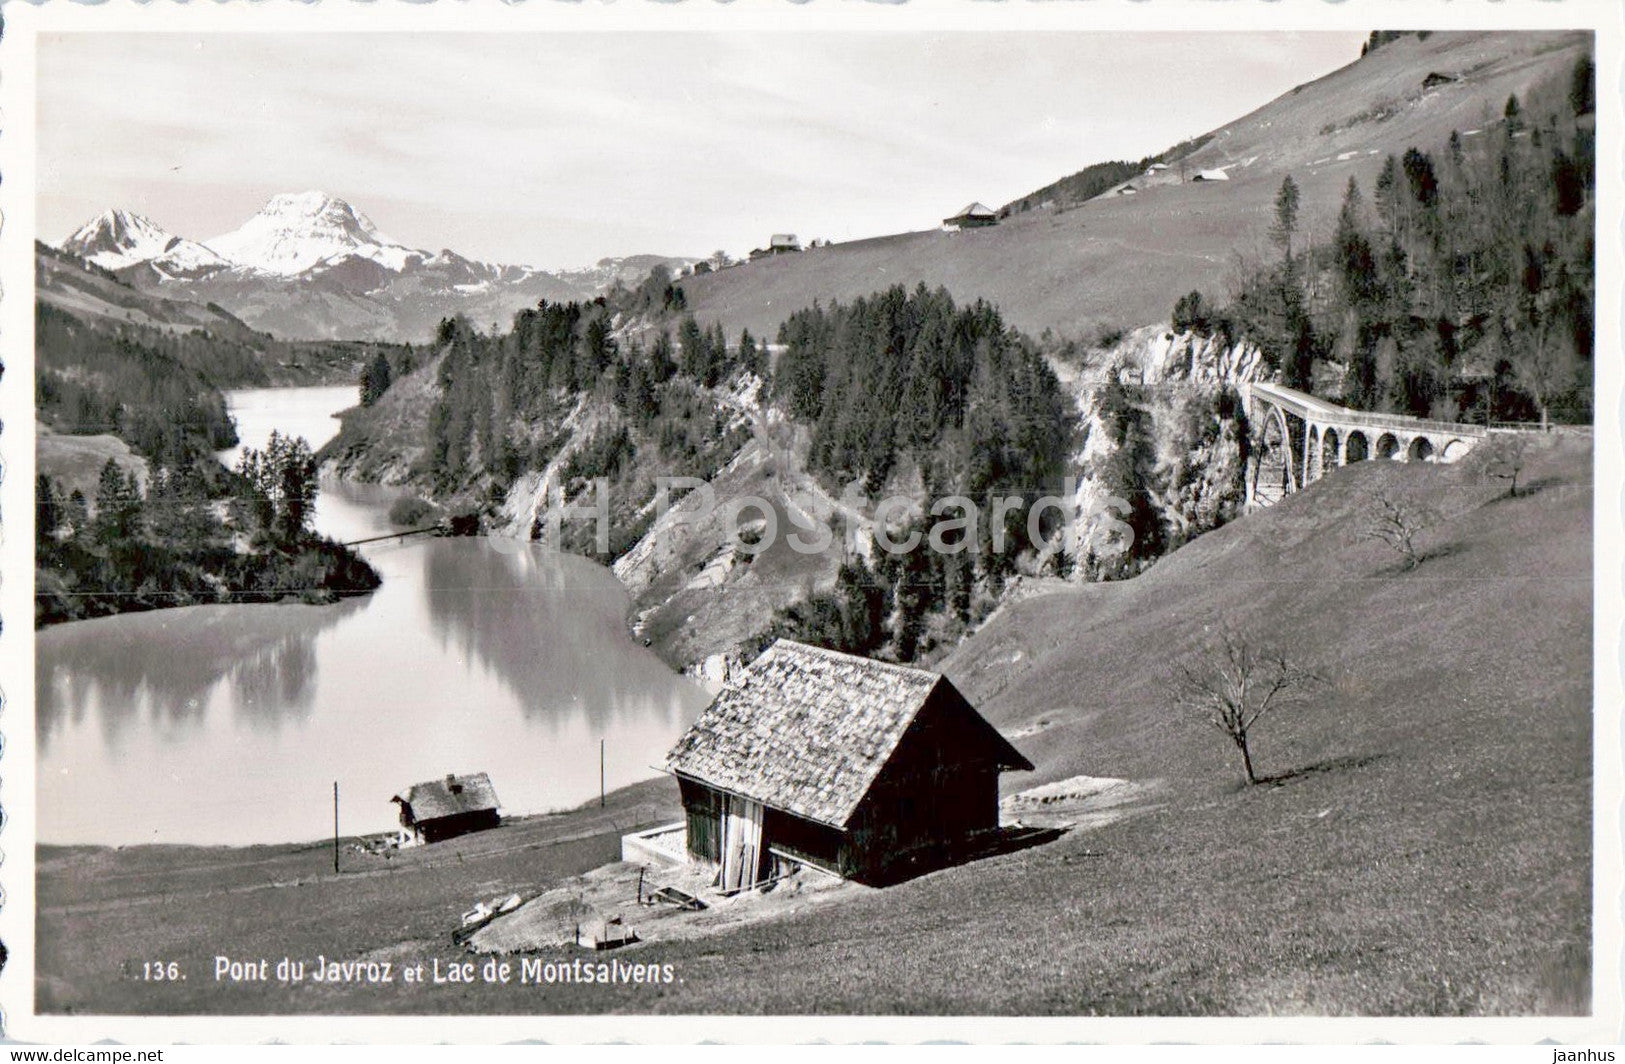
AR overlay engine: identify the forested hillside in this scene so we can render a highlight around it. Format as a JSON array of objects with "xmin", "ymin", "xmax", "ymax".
[
  {"xmin": 760, "ymin": 288, "xmax": 1076, "ymax": 660},
  {"xmin": 35, "ymin": 262, "xmax": 391, "ymax": 626},
  {"xmin": 36, "ymin": 303, "xmax": 241, "ymax": 483},
  {"xmin": 1187, "ymin": 53, "xmax": 1594, "ymax": 425},
  {"xmin": 322, "ymin": 279, "xmax": 1087, "ymax": 664}
]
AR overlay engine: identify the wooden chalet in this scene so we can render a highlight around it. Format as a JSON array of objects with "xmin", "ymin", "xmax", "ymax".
[
  {"xmin": 665, "ymin": 640, "xmax": 1033, "ymax": 889},
  {"xmin": 392, "ymin": 772, "xmax": 501, "ymax": 846},
  {"xmin": 943, "ymin": 202, "xmax": 999, "ymax": 229}
]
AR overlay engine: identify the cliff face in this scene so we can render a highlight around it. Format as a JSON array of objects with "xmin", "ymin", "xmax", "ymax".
[
  {"xmin": 1135, "ymin": 328, "xmax": 1268, "ymax": 387},
  {"xmin": 1053, "ymin": 325, "xmax": 1264, "ymax": 573},
  {"xmin": 1104, "ymin": 324, "xmax": 1268, "ymax": 388}
]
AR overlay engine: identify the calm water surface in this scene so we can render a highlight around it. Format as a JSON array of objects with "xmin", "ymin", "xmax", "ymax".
[{"xmin": 37, "ymin": 386, "xmax": 710, "ymax": 845}]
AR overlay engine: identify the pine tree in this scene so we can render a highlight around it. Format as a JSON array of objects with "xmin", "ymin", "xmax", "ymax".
[
  {"xmin": 1504, "ymin": 93, "xmax": 1524, "ymax": 134},
  {"xmin": 92, "ymin": 458, "xmax": 143, "ymax": 546},
  {"xmin": 360, "ymin": 351, "xmax": 393, "ymax": 406},
  {"xmin": 738, "ymin": 328, "xmax": 764, "ymax": 378},
  {"xmin": 1570, "ymin": 55, "xmax": 1595, "ymax": 116},
  {"xmin": 1270, "ymin": 175, "xmax": 1301, "ymax": 262},
  {"xmin": 237, "ymin": 431, "xmax": 317, "ymax": 547}
]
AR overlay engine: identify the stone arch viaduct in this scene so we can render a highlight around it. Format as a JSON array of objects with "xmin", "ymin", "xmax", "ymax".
[{"xmin": 1241, "ymin": 381, "xmax": 1489, "ymax": 508}]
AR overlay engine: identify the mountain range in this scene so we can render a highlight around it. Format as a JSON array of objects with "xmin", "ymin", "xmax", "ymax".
[{"xmin": 58, "ymin": 191, "xmax": 694, "ymax": 342}]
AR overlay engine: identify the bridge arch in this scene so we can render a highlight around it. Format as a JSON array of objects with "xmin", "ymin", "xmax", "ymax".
[
  {"xmin": 1345, "ymin": 430, "xmax": 1369, "ymax": 463},
  {"xmin": 1306, "ymin": 427, "xmax": 1324, "ymax": 485},
  {"xmin": 1407, "ymin": 436, "xmax": 1436, "ymax": 463},
  {"xmin": 1440, "ymin": 438, "xmax": 1470, "ymax": 462},
  {"xmin": 1251, "ymin": 404, "xmax": 1295, "ymax": 506},
  {"xmin": 1321, "ymin": 427, "xmax": 1342, "ymax": 476},
  {"xmin": 1375, "ymin": 432, "xmax": 1401, "ymax": 460}
]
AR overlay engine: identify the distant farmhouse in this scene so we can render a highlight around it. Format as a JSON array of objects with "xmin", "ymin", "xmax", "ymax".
[
  {"xmin": 392, "ymin": 772, "xmax": 501, "ymax": 846},
  {"xmin": 942, "ymin": 202, "xmax": 999, "ymax": 230},
  {"xmin": 1191, "ymin": 168, "xmax": 1231, "ymax": 182},
  {"xmin": 749, "ymin": 234, "xmax": 802, "ymax": 261},
  {"xmin": 660, "ymin": 640, "xmax": 1032, "ymax": 890}
]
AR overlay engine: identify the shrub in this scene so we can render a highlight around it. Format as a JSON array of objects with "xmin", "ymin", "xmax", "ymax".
[{"xmin": 388, "ymin": 496, "xmax": 440, "ymax": 529}]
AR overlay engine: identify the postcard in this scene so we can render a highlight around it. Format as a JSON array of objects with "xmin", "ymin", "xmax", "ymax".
[{"xmin": 2, "ymin": 0, "xmax": 1619, "ymax": 1046}]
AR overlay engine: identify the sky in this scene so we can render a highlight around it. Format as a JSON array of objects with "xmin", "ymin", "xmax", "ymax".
[{"xmin": 38, "ymin": 31, "xmax": 1365, "ymax": 270}]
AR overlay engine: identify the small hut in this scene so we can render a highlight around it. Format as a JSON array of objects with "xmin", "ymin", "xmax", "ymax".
[
  {"xmin": 769, "ymin": 233, "xmax": 801, "ymax": 253},
  {"xmin": 666, "ymin": 640, "xmax": 1032, "ymax": 889},
  {"xmin": 392, "ymin": 772, "xmax": 501, "ymax": 846},
  {"xmin": 1191, "ymin": 168, "xmax": 1230, "ymax": 182},
  {"xmin": 942, "ymin": 202, "xmax": 999, "ymax": 229}
]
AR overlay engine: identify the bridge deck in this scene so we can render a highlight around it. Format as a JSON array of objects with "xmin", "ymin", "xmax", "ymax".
[{"xmin": 1246, "ymin": 382, "xmax": 1488, "ymax": 438}]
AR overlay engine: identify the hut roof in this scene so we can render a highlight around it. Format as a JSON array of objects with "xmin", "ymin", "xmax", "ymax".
[
  {"xmin": 393, "ymin": 772, "xmax": 500, "ymax": 822},
  {"xmin": 950, "ymin": 202, "xmax": 997, "ymax": 219},
  {"xmin": 770, "ymin": 233, "xmax": 799, "ymax": 248},
  {"xmin": 666, "ymin": 640, "xmax": 1031, "ymax": 828}
]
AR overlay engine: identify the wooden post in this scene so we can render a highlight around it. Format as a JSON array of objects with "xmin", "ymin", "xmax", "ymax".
[
  {"xmin": 600, "ymin": 738, "xmax": 606, "ymax": 808},
  {"xmin": 332, "ymin": 781, "xmax": 340, "ymax": 875}
]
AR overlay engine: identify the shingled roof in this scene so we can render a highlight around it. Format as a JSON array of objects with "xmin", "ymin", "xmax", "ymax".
[
  {"xmin": 666, "ymin": 640, "xmax": 1030, "ymax": 829},
  {"xmin": 393, "ymin": 772, "xmax": 500, "ymax": 823}
]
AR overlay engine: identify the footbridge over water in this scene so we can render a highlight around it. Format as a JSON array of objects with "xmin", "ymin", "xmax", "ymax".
[{"xmin": 1240, "ymin": 381, "xmax": 1489, "ymax": 508}]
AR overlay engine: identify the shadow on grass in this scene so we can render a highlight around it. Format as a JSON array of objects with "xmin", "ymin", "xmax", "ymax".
[
  {"xmin": 859, "ymin": 825, "xmax": 1069, "ymax": 887},
  {"xmin": 1477, "ymin": 475, "xmax": 1574, "ymax": 507},
  {"xmin": 1255, "ymin": 753, "xmax": 1384, "ymax": 788},
  {"xmin": 1412, "ymin": 542, "xmax": 1467, "ymax": 567},
  {"xmin": 1369, "ymin": 540, "xmax": 1463, "ymax": 575}
]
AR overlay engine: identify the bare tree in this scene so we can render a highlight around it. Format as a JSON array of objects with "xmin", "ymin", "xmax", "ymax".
[
  {"xmin": 1174, "ymin": 628, "xmax": 1319, "ymax": 785},
  {"xmin": 1360, "ymin": 489, "xmax": 1433, "ymax": 570},
  {"xmin": 1470, "ymin": 433, "xmax": 1533, "ymax": 498},
  {"xmin": 1511, "ymin": 319, "xmax": 1580, "ymax": 433}
]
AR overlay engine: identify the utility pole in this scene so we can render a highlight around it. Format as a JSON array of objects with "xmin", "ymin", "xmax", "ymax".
[
  {"xmin": 600, "ymin": 739, "xmax": 606, "ymax": 808},
  {"xmin": 332, "ymin": 781, "xmax": 340, "ymax": 875}
]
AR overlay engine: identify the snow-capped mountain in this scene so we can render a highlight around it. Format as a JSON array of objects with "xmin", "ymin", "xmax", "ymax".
[
  {"xmin": 55, "ymin": 193, "xmax": 695, "ymax": 341},
  {"xmin": 205, "ymin": 191, "xmax": 426, "ymax": 277},
  {"xmin": 61, "ymin": 209, "xmax": 230, "ymax": 274}
]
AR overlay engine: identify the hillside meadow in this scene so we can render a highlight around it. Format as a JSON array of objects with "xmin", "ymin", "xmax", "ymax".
[{"xmin": 681, "ymin": 31, "xmax": 1589, "ymax": 340}]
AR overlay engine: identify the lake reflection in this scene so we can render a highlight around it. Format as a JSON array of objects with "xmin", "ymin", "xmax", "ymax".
[{"xmin": 36, "ymin": 388, "xmax": 712, "ymax": 846}]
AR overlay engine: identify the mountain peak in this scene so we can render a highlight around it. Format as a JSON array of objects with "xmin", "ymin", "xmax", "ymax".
[
  {"xmin": 68, "ymin": 207, "xmax": 166, "ymax": 244},
  {"xmin": 207, "ymin": 191, "xmax": 412, "ymax": 276},
  {"xmin": 62, "ymin": 209, "xmax": 182, "ymax": 271},
  {"xmin": 257, "ymin": 191, "xmax": 376, "ymax": 232}
]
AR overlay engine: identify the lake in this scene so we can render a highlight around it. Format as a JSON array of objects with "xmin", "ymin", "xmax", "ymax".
[{"xmin": 36, "ymin": 386, "xmax": 711, "ymax": 846}]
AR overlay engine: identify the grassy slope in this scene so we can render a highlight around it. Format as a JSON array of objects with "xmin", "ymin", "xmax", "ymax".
[
  {"xmin": 37, "ymin": 246, "xmax": 373, "ymax": 387},
  {"xmin": 38, "ymin": 439, "xmax": 1592, "ymax": 1015},
  {"xmin": 35, "ymin": 244, "xmax": 256, "ymax": 338},
  {"xmin": 680, "ymin": 31, "xmax": 1590, "ymax": 340},
  {"xmin": 35, "ymin": 425, "xmax": 151, "ymax": 502}
]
